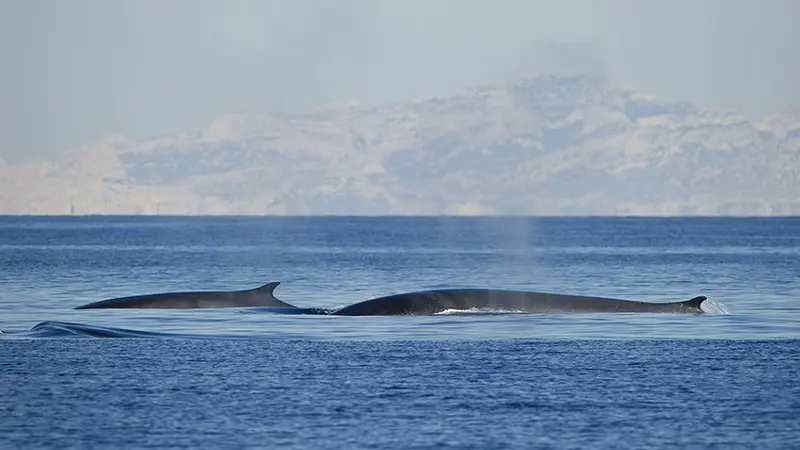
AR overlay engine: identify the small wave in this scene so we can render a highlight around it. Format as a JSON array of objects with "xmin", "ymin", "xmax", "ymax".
[
  {"xmin": 434, "ymin": 308, "xmax": 528, "ymax": 316},
  {"xmin": 701, "ymin": 300, "xmax": 731, "ymax": 315},
  {"xmin": 238, "ymin": 307, "xmax": 333, "ymax": 315},
  {"xmin": 0, "ymin": 321, "xmax": 182, "ymax": 339}
]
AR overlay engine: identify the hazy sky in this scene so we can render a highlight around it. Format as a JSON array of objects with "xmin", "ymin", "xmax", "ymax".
[{"xmin": 1, "ymin": 0, "xmax": 798, "ymax": 162}]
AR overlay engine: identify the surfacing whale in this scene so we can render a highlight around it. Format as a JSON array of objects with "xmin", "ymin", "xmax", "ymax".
[
  {"xmin": 72, "ymin": 281, "xmax": 709, "ymax": 315},
  {"xmin": 330, "ymin": 289, "xmax": 708, "ymax": 316},
  {"xmin": 74, "ymin": 281, "xmax": 297, "ymax": 310}
]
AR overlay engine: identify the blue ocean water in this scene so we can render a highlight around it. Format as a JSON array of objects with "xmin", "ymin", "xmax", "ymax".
[{"xmin": 1, "ymin": 216, "xmax": 799, "ymax": 448}]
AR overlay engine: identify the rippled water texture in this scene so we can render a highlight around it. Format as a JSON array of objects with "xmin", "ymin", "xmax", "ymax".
[{"xmin": 2, "ymin": 217, "xmax": 799, "ymax": 449}]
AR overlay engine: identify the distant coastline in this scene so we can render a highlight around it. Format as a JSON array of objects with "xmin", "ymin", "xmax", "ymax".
[{"xmin": 1, "ymin": 75, "xmax": 798, "ymax": 216}]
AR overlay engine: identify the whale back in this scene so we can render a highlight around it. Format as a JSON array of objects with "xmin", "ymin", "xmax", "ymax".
[
  {"xmin": 331, "ymin": 289, "xmax": 708, "ymax": 316},
  {"xmin": 74, "ymin": 281, "xmax": 297, "ymax": 309}
]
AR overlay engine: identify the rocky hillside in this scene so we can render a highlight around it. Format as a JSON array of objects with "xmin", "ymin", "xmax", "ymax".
[{"xmin": 1, "ymin": 75, "xmax": 798, "ymax": 215}]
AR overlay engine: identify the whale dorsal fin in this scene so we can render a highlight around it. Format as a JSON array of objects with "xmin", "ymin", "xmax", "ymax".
[
  {"xmin": 681, "ymin": 295, "xmax": 707, "ymax": 309},
  {"xmin": 253, "ymin": 281, "xmax": 281, "ymax": 297},
  {"xmin": 251, "ymin": 281, "xmax": 299, "ymax": 308}
]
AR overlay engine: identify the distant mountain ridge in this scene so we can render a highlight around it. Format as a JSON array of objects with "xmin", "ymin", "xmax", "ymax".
[{"xmin": 1, "ymin": 75, "xmax": 798, "ymax": 215}]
